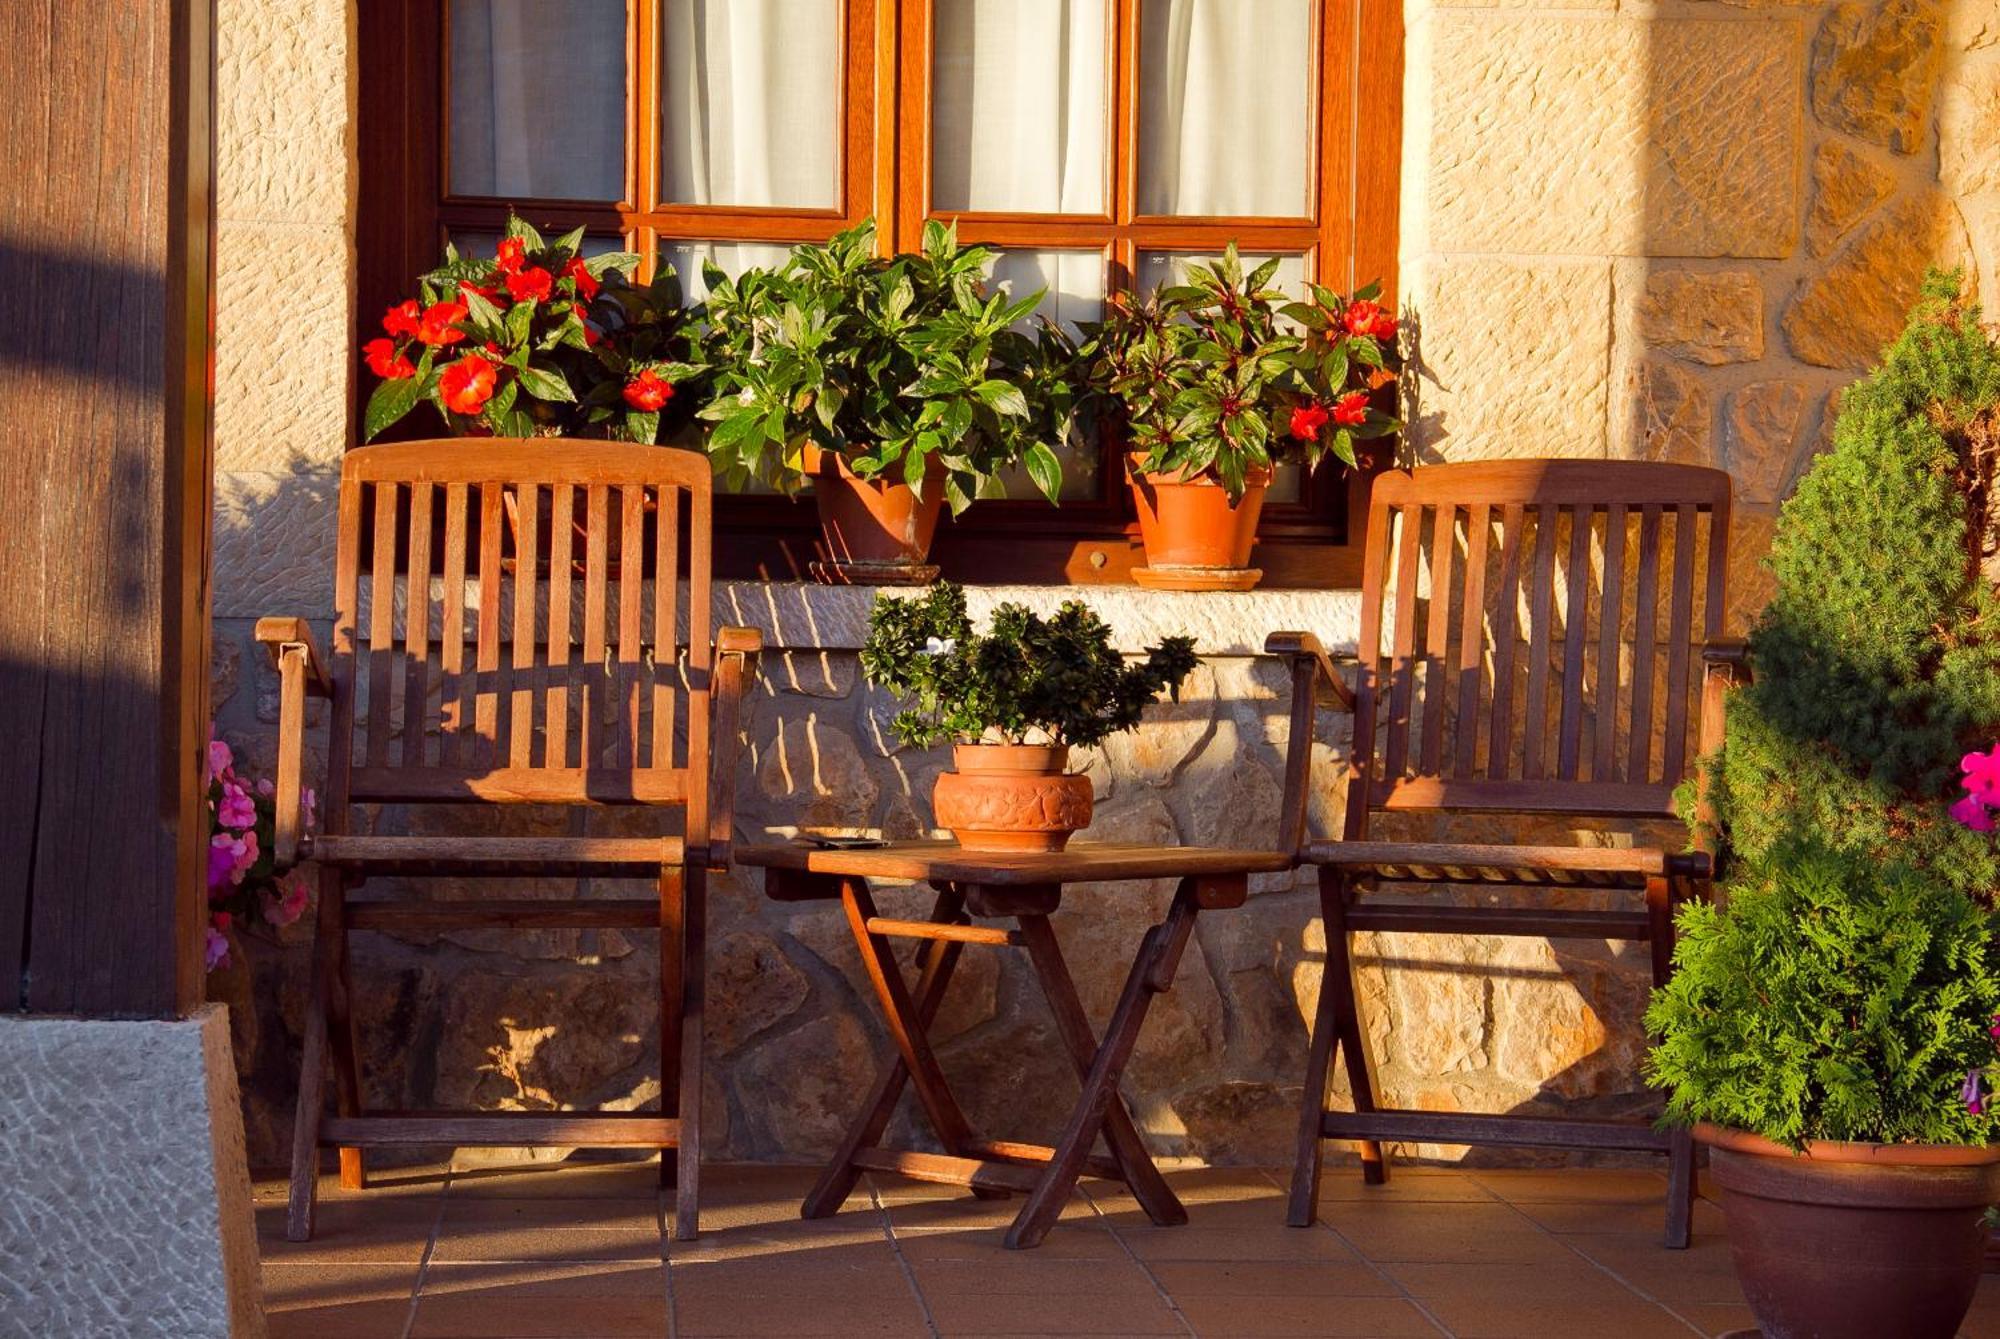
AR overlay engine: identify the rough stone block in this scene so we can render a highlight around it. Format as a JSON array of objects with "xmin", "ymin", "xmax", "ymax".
[
  {"xmin": 1639, "ymin": 270, "xmax": 1763, "ymax": 365},
  {"xmin": 214, "ymin": 221, "xmax": 353, "ymax": 474},
  {"xmin": 1806, "ymin": 141, "xmax": 1900, "ymax": 256},
  {"xmin": 1811, "ymin": 0, "xmax": 1945, "ymax": 153},
  {"xmin": 212, "ymin": 469, "xmax": 340, "ymax": 617},
  {"xmin": 1783, "ymin": 191, "xmax": 1976, "ymax": 369},
  {"xmin": 1408, "ymin": 256, "xmax": 1614, "ymax": 457},
  {"xmin": 1939, "ymin": 58, "xmax": 2000, "ymax": 198},
  {"xmin": 1626, "ymin": 356, "xmax": 1715, "ymax": 467},
  {"xmin": 1722, "ymin": 379, "xmax": 1811, "ymax": 505},
  {"xmin": 0, "ymin": 1009, "xmax": 262, "ymax": 1337},
  {"xmin": 1425, "ymin": 16, "xmax": 1798, "ymax": 257}
]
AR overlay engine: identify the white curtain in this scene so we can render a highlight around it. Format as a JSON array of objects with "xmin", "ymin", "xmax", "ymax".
[
  {"xmin": 449, "ymin": 0, "xmax": 626, "ymax": 200},
  {"xmin": 1138, "ymin": 0, "xmax": 1313, "ymax": 217},
  {"xmin": 661, "ymin": 0, "xmax": 841, "ymax": 207},
  {"xmin": 931, "ymin": 0, "xmax": 1108, "ymax": 215},
  {"xmin": 1138, "ymin": 250, "xmax": 1307, "ymax": 296},
  {"xmin": 655, "ymin": 240, "xmax": 799, "ymax": 303}
]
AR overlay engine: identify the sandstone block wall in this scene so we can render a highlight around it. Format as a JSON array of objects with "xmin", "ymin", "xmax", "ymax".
[{"xmin": 206, "ymin": 0, "xmax": 1997, "ymax": 1170}]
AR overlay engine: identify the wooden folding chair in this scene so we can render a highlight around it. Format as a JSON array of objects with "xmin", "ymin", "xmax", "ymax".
[
  {"xmin": 259, "ymin": 440, "xmax": 760, "ymax": 1242},
  {"xmin": 1266, "ymin": 460, "xmax": 1746, "ymax": 1248}
]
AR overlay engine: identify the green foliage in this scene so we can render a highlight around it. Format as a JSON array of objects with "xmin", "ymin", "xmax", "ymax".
[
  {"xmin": 696, "ymin": 219, "xmax": 1085, "ymax": 512},
  {"xmin": 859, "ymin": 582, "xmax": 1199, "ymax": 749},
  {"xmin": 1645, "ymin": 839, "xmax": 2000, "ymax": 1147},
  {"xmin": 1087, "ymin": 247, "xmax": 1402, "ymax": 501},
  {"xmin": 1703, "ymin": 270, "xmax": 2000, "ymax": 901}
]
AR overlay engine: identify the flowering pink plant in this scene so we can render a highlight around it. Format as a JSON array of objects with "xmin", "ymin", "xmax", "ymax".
[
  {"xmin": 1950, "ymin": 743, "xmax": 2000, "ymax": 833},
  {"xmin": 205, "ymin": 735, "xmax": 314, "ymax": 971}
]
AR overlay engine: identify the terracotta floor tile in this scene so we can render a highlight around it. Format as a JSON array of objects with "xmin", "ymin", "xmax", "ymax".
[
  {"xmin": 690, "ymin": 1193, "xmax": 878, "ymax": 1234},
  {"xmin": 672, "ymin": 1242, "xmax": 910, "ymax": 1297},
  {"xmin": 266, "ymin": 1298, "xmax": 415, "ymax": 1338},
  {"xmin": 419, "ymin": 1261, "xmax": 666, "ymax": 1298},
  {"xmin": 1315, "ymin": 1201, "xmax": 1574, "ymax": 1266},
  {"xmin": 923, "ymin": 1289, "xmax": 1187, "ymax": 1336},
  {"xmin": 886, "ymin": 1192, "xmax": 1102, "ymax": 1235},
  {"xmin": 438, "ymin": 1194, "xmax": 660, "ymax": 1232},
  {"xmin": 1174, "ymin": 1293, "xmax": 1441, "ymax": 1337},
  {"xmin": 1512, "ymin": 1194, "xmax": 1727, "ymax": 1237},
  {"xmin": 892, "ymin": 1224, "xmax": 1133, "ymax": 1264},
  {"xmin": 262, "ymin": 1262, "xmax": 420, "ymax": 1310},
  {"xmin": 256, "ymin": 1202, "xmax": 435, "ymax": 1265},
  {"xmin": 1311, "ymin": 1168, "xmax": 1500, "ymax": 1204},
  {"xmin": 1383, "ymin": 1259, "xmax": 1642, "ymax": 1304},
  {"xmin": 1672, "ymin": 1301, "xmax": 1760, "ymax": 1337},
  {"xmin": 1423, "ymin": 1295, "xmax": 1705, "ymax": 1338},
  {"xmin": 1467, "ymin": 1167, "xmax": 1670, "ymax": 1203},
  {"xmin": 410, "ymin": 1293, "xmax": 667, "ymax": 1337},
  {"xmin": 1115, "ymin": 1223, "xmax": 1358, "ymax": 1263},
  {"xmin": 1147, "ymin": 1259, "xmax": 1398, "ymax": 1299},
  {"xmin": 666, "ymin": 1220, "xmax": 892, "ymax": 1265},
  {"xmin": 673, "ymin": 1289, "xmax": 932, "ymax": 1336},
  {"xmin": 446, "ymin": 1159, "xmax": 663, "ymax": 1200},
  {"xmin": 426, "ymin": 1224, "xmax": 663, "ymax": 1264},
  {"xmin": 1560, "ymin": 1233, "xmax": 1746, "ymax": 1305},
  {"xmin": 910, "ymin": 1256, "xmax": 1162, "ymax": 1296}
]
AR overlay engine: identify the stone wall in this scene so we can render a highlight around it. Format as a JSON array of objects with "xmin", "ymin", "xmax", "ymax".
[{"xmin": 206, "ymin": 0, "xmax": 1998, "ymax": 1170}]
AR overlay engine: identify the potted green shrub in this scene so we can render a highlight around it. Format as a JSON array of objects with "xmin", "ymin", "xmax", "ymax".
[
  {"xmin": 698, "ymin": 220, "xmax": 1081, "ymax": 585},
  {"xmin": 860, "ymin": 582, "xmax": 1197, "ymax": 851},
  {"xmin": 1648, "ymin": 273, "xmax": 2000, "ymax": 1339},
  {"xmin": 1087, "ymin": 247, "xmax": 1401, "ymax": 590}
]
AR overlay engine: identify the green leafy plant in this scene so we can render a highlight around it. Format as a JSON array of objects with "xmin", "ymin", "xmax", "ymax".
[
  {"xmin": 696, "ymin": 219, "xmax": 1083, "ymax": 511},
  {"xmin": 1696, "ymin": 271, "xmax": 2000, "ymax": 903},
  {"xmin": 1088, "ymin": 246, "xmax": 1402, "ymax": 500},
  {"xmin": 859, "ymin": 582, "xmax": 1198, "ymax": 749},
  {"xmin": 362, "ymin": 215, "xmax": 705, "ymax": 444},
  {"xmin": 1645, "ymin": 838, "xmax": 2000, "ymax": 1148}
]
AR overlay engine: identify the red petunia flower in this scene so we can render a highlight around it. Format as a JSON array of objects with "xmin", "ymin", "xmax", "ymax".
[
  {"xmin": 495, "ymin": 237, "xmax": 527, "ymax": 275},
  {"xmin": 571, "ymin": 302, "xmax": 602, "ymax": 347},
  {"xmin": 415, "ymin": 299, "xmax": 468, "ymax": 346},
  {"xmin": 562, "ymin": 257, "xmax": 599, "ymax": 301},
  {"xmin": 622, "ymin": 368, "xmax": 674, "ymax": 412},
  {"xmin": 440, "ymin": 354, "xmax": 498, "ymax": 416},
  {"xmin": 1343, "ymin": 298, "xmax": 1397, "ymax": 343},
  {"xmin": 382, "ymin": 299, "xmax": 422, "ymax": 338},
  {"xmin": 362, "ymin": 337, "xmax": 415, "ymax": 379},
  {"xmin": 1332, "ymin": 391, "xmax": 1370, "ymax": 427},
  {"xmin": 1289, "ymin": 403, "xmax": 1330, "ymax": 442},
  {"xmin": 506, "ymin": 266, "xmax": 553, "ymax": 303}
]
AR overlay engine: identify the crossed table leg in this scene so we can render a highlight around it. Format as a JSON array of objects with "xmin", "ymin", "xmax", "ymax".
[{"xmin": 767, "ymin": 866, "xmax": 1246, "ymax": 1249}]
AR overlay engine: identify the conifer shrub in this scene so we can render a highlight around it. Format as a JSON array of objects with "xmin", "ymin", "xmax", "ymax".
[
  {"xmin": 1644, "ymin": 839, "xmax": 2000, "ymax": 1147},
  {"xmin": 1702, "ymin": 271, "xmax": 2000, "ymax": 902}
]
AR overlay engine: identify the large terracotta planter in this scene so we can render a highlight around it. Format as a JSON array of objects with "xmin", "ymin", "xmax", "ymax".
[
  {"xmin": 931, "ymin": 743, "xmax": 1093, "ymax": 853},
  {"xmin": 1697, "ymin": 1123, "xmax": 2000, "ymax": 1339},
  {"xmin": 805, "ymin": 447, "xmax": 944, "ymax": 586},
  {"xmin": 1126, "ymin": 457, "xmax": 1273, "ymax": 591}
]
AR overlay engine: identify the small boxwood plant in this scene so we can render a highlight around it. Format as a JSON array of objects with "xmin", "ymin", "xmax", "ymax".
[
  {"xmin": 859, "ymin": 582, "xmax": 1198, "ymax": 749},
  {"xmin": 1645, "ymin": 838, "xmax": 2000, "ymax": 1148}
]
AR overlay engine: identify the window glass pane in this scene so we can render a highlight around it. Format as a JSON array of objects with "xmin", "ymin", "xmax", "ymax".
[
  {"xmin": 661, "ymin": 0, "xmax": 842, "ymax": 207},
  {"xmin": 931, "ymin": 0, "xmax": 1109, "ymax": 215},
  {"xmin": 1138, "ymin": 249, "xmax": 1310, "ymax": 502},
  {"xmin": 451, "ymin": 231, "xmax": 629, "ymax": 261},
  {"xmin": 1137, "ymin": 0, "xmax": 1313, "ymax": 217},
  {"xmin": 986, "ymin": 249, "xmax": 1105, "ymax": 500},
  {"xmin": 449, "ymin": 0, "xmax": 626, "ymax": 201},
  {"xmin": 655, "ymin": 239, "xmax": 798, "ymax": 305}
]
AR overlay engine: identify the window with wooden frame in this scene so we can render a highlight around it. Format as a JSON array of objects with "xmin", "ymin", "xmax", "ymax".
[{"xmin": 357, "ymin": 0, "xmax": 1401, "ymax": 586}]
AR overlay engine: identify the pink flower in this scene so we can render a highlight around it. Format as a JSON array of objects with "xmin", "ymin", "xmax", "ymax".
[
  {"xmin": 267, "ymin": 878, "xmax": 310, "ymax": 928},
  {"xmin": 207, "ymin": 737, "xmax": 233, "ymax": 784},
  {"xmin": 1950, "ymin": 795, "xmax": 1995, "ymax": 833},
  {"xmin": 217, "ymin": 779, "xmax": 256, "ymax": 830},
  {"xmin": 1962, "ymin": 744, "xmax": 2000, "ymax": 803},
  {"xmin": 1965, "ymin": 1069, "xmax": 1986, "ymax": 1116},
  {"xmin": 207, "ymin": 835, "xmax": 241, "ymax": 889},
  {"xmin": 301, "ymin": 787, "xmax": 317, "ymax": 830},
  {"xmin": 205, "ymin": 924, "xmax": 231, "ymax": 972}
]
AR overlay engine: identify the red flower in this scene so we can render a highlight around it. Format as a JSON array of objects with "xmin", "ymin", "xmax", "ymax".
[
  {"xmin": 458, "ymin": 279, "xmax": 499, "ymax": 304},
  {"xmin": 563, "ymin": 257, "xmax": 599, "ymax": 300},
  {"xmin": 382, "ymin": 299, "xmax": 422, "ymax": 338},
  {"xmin": 415, "ymin": 299, "xmax": 468, "ymax": 346},
  {"xmin": 506, "ymin": 266, "xmax": 553, "ymax": 303},
  {"xmin": 1343, "ymin": 299, "xmax": 1397, "ymax": 342},
  {"xmin": 1289, "ymin": 403, "xmax": 1330, "ymax": 442},
  {"xmin": 622, "ymin": 368, "xmax": 673, "ymax": 412},
  {"xmin": 496, "ymin": 237, "xmax": 527, "ymax": 275},
  {"xmin": 439, "ymin": 354, "xmax": 498, "ymax": 416},
  {"xmin": 1332, "ymin": 391, "xmax": 1370, "ymax": 427},
  {"xmin": 362, "ymin": 337, "xmax": 415, "ymax": 379},
  {"xmin": 572, "ymin": 302, "xmax": 602, "ymax": 347}
]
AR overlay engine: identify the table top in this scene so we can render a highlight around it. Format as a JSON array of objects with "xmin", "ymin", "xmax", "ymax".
[{"xmin": 735, "ymin": 840, "xmax": 1294, "ymax": 886}]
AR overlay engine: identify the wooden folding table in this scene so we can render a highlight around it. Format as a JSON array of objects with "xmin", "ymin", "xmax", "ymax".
[{"xmin": 736, "ymin": 840, "xmax": 1290, "ymax": 1248}]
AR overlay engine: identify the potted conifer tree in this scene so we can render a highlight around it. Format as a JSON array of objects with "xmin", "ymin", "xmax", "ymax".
[{"xmin": 1647, "ymin": 273, "xmax": 2000, "ymax": 1339}]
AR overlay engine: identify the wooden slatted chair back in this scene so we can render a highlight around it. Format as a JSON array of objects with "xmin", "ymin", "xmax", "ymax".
[
  {"xmin": 1347, "ymin": 460, "xmax": 1732, "ymax": 836},
  {"xmin": 323, "ymin": 441, "xmax": 714, "ymax": 836}
]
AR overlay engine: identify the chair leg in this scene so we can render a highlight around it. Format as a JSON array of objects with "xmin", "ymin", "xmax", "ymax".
[
  {"xmin": 322, "ymin": 869, "xmax": 365, "ymax": 1191},
  {"xmin": 658, "ymin": 865, "xmax": 685, "ymax": 1192},
  {"xmin": 673, "ymin": 862, "xmax": 707, "ymax": 1241},
  {"xmin": 286, "ymin": 908, "xmax": 333, "ymax": 1241},
  {"xmin": 1652, "ymin": 875, "xmax": 1696, "ymax": 1248},
  {"xmin": 1324, "ymin": 869, "xmax": 1388, "ymax": 1187},
  {"xmin": 1287, "ymin": 883, "xmax": 1345, "ymax": 1227}
]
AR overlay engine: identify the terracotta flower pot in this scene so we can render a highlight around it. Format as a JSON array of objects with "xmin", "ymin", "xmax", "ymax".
[
  {"xmin": 1696, "ymin": 1123, "xmax": 2000, "ymax": 1339},
  {"xmin": 805, "ymin": 446, "xmax": 945, "ymax": 586},
  {"xmin": 1126, "ymin": 456, "xmax": 1274, "ymax": 591},
  {"xmin": 931, "ymin": 743, "xmax": 1094, "ymax": 853}
]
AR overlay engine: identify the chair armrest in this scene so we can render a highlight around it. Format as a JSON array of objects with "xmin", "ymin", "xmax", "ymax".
[
  {"xmin": 1264, "ymin": 631, "xmax": 1357, "ymax": 712},
  {"xmin": 1264, "ymin": 631, "xmax": 1355, "ymax": 859},
  {"xmin": 705, "ymin": 626, "xmax": 763, "ymax": 868},
  {"xmin": 254, "ymin": 617, "xmax": 331, "ymax": 870},
  {"xmin": 1702, "ymin": 638, "xmax": 1751, "ymax": 682},
  {"xmin": 254, "ymin": 617, "xmax": 333, "ymax": 697},
  {"xmin": 1692, "ymin": 639, "xmax": 1750, "ymax": 868}
]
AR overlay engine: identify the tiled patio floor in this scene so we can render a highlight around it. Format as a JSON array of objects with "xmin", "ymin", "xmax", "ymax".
[{"xmin": 258, "ymin": 1160, "xmax": 2000, "ymax": 1338}]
